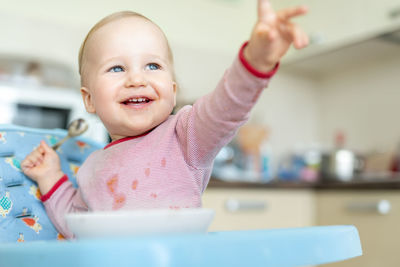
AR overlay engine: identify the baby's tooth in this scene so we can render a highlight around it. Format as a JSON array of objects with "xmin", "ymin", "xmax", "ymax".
[{"xmin": 128, "ymin": 98, "xmax": 147, "ymax": 103}]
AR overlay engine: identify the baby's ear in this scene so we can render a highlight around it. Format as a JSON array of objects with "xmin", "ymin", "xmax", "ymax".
[
  {"xmin": 172, "ymin": 82, "xmax": 177, "ymax": 107},
  {"xmin": 80, "ymin": 87, "xmax": 96, "ymax": 113}
]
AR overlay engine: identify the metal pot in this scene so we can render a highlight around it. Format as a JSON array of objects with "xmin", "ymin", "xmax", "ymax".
[{"xmin": 320, "ymin": 149, "xmax": 362, "ymax": 181}]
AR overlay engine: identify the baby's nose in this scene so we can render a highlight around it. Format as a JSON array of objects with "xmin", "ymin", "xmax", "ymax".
[{"xmin": 125, "ymin": 72, "xmax": 148, "ymax": 88}]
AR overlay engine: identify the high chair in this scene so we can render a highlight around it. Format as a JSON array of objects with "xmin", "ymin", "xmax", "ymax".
[
  {"xmin": 0, "ymin": 124, "xmax": 104, "ymax": 242},
  {"xmin": 0, "ymin": 124, "xmax": 362, "ymax": 266}
]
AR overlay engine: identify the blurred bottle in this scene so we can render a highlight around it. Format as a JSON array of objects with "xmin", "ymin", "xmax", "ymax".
[
  {"xmin": 237, "ymin": 124, "xmax": 271, "ymax": 181},
  {"xmin": 259, "ymin": 138, "xmax": 273, "ymax": 182}
]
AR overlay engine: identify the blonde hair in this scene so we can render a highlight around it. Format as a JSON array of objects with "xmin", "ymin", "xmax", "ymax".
[{"xmin": 78, "ymin": 11, "xmax": 175, "ymax": 85}]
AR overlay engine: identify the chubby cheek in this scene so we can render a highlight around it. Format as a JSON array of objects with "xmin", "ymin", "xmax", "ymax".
[
  {"xmin": 92, "ymin": 90, "xmax": 117, "ymax": 119},
  {"xmin": 153, "ymin": 79, "xmax": 176, "ymax": 102},
  {"xmin": 163, "ymin": 91, "xmax": 177, "ymax": 113}
]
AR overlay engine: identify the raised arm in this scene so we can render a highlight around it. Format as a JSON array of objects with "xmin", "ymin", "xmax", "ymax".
[{"xmin": 176, "ymin": 0, "xmax": 309, "ymax": 169}]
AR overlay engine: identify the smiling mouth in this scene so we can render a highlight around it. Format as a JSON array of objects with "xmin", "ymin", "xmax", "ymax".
[{"xmin": 121, "ymin": 97, "xmax": 153, "ymax": 105}]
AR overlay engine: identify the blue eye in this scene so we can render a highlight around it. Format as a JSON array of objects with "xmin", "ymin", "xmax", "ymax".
[
  {"xmin": 146, "ymin": 63, "xmax": 161, "ymax": 71},
  {"xmin": 109, "ymin": 66, "xmax": 124, "ymax": 72}
]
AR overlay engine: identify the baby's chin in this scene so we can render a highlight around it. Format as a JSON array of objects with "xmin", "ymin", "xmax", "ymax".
[
  {"xmin": 105, "ymin": 111, "xmax": 171, "ymax": 140},
  {"xmin": 108, "ymin": 126, "xmax": 156, "ymax": 141}
]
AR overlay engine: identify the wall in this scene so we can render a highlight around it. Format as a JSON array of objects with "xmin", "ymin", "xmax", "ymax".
[
  {"xmin": 250, "ymin": 71, "xmax": 320, "ymax": 163},
  {"xmin": 319, "ymin": 45, "xmax": 400, "ymax": 154},
  {"xmin": 0, "ymin": 0, "xmax": 257, "ymax": 94},
  {"xmin": 0, "ymin": 0, "xmax": 257, "ymax": 70}
]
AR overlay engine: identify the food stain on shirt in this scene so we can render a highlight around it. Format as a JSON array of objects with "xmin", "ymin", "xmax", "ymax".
[
  {"xmin": 161, "ymin": 157, "xmax": 166, "ymax": 167},
  {"xmin": 131, "ymin": 179, "xmax": 138, "ymax": 190},
  {"xmin": 113, "ymin": 193, "xmax": 126, "ymax": 210},
  {"xmin": 145, "ymin": 168, "xmax": 150, "ymax": 177},
  {"xmin": 107, "ymin": 175, "xmax": 118, "ymax": 195},
  {"xmin": 150, "ymin": 193, "xmax": 157, "ymax": 199}
]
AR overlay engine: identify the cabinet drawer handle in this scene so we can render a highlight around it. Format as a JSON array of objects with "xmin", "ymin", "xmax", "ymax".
[
  {"xmin": 346, "ymin": 199, "xmax": 391, "ymax": 215},
  {"xmin": 225, "ymin": 199, "xmax": 267, "ymax": 212}
]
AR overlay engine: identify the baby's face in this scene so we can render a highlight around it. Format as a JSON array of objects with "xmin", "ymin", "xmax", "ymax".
[{"xmin": 80, "ymin": 16, "xmax": 176, "ymax": 141}]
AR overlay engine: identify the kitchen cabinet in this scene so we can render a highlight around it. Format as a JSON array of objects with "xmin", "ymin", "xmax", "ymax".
[
  {"xmin": 270, "ymin": 0, "xmax": 400, "ymax": 77},
  {"xmin": 272, "ymin": 0, "xmax": 400, "ymax": 49},
  {"xmin": 272, "ymin": 0, "xmax": 365, "ymax": 45},
  {"xmin": 316, "ymin": 190, "xmax": 400, "ymax": 267},
  {"xmin": 363, "ymin": 0, "xmax": 400, "ymax": 33},
  {"xmin": 202, "ymin": 188, "xmax": 315, "ymax": 231}
]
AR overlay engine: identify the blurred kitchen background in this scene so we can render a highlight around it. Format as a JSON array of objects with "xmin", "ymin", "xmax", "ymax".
[{"xmin": 1, "ymin": 0, "xmax": 400, "ymax": 266}]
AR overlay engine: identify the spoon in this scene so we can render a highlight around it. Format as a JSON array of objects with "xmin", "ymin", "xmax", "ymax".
[{"xmin": 52, "ymin": 118, "xmax": 89, "ymax": 150}]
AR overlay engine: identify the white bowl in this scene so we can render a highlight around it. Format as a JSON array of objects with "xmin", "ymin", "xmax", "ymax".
[{"xmin": 65, "ymin": 208, "xmax": 215, "ymax": 239}]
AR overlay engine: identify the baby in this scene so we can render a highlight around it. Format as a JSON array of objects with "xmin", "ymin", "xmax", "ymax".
[{"xmin": 21, "ymin": 0, "xmax": 308, "ymax": 238}]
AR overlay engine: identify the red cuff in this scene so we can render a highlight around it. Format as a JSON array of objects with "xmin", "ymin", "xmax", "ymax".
[
  {"xmin": 239, "ymin": 41, "xmax": 280, "ymax": 79},
  {"xmin": 40, "ymin": 174, "xmax": 68, "ymax": 202}
]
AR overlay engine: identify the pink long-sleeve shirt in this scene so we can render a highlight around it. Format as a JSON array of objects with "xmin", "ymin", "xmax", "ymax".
[{"xmin": 43, "ymin": 48, "xmax": 276, "ymax": 238}]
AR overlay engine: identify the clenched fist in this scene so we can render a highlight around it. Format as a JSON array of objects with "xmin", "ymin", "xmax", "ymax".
[{"xmin": 21, "ymin": 140, "xmax": 64, "ymax": 195}]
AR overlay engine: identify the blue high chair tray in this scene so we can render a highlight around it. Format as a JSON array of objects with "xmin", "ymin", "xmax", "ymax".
[{"xmin": 0, "ymin": 225, "xmax": 362, "ymax": 267}]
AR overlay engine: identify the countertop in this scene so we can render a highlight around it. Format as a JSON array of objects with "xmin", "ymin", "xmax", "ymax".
[{"xmin": 208, "ymin": 176, "xmax": 400, "ymax": 190}]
